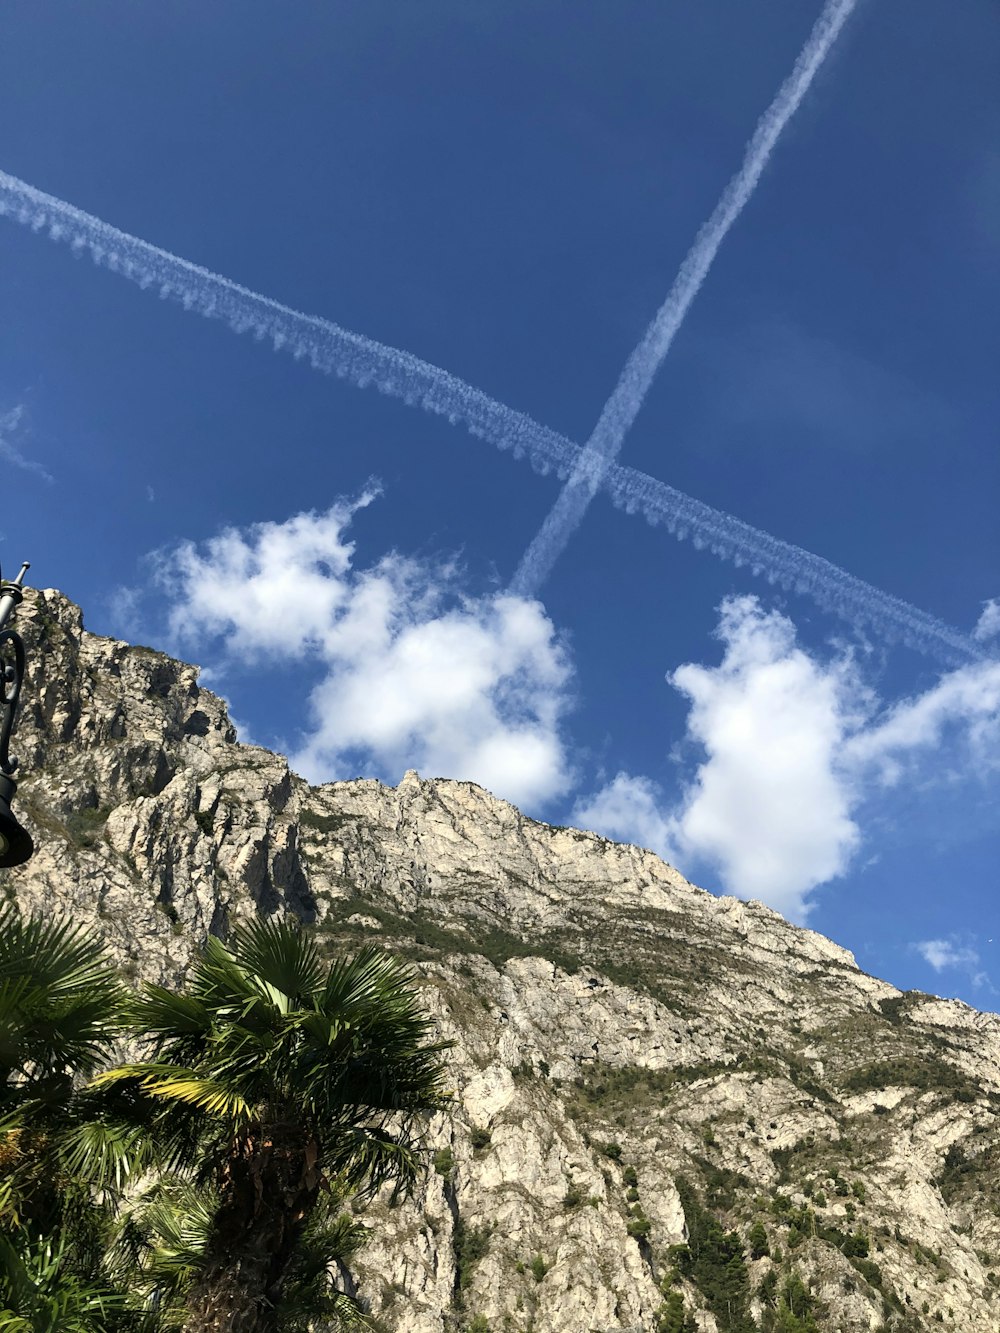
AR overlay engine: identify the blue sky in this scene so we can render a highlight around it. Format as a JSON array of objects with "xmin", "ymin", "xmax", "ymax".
[{"xmin": 1, "ymin": 0, "xmax": 998, "ymax": 1006}]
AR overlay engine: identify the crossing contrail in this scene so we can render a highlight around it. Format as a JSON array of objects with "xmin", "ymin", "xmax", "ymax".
[
  {"xmin": 0, "ymin": 165, "xmax": 984, "ymax": 667},
  {"xmin": 511, "ymin": 0, "xmax": 859, "ymax": 597},
  {"xmin": 0, "ymin": 167, "xmax": 579, "ymax": 483}
]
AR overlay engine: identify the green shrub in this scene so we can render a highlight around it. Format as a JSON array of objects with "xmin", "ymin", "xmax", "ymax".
[
  {"xmin": 433, "ymin": 1146, "xmax": 454, "ymax": 1177},
  {"xmin": 749, "ymin": 1220, "xmax": 770, "ymax": 1259},
  {"xmin": 757, "ymin": 1269, "xmax": 778, "ymax": 1308},
  {"xmin": 602, "ymin": 1141, "xmax": 623, "ymax": 1161},
  {"xmin": 529, "ymin": 1253, "xmax": 548, "ymax": 1283},
  {"xmin": 655, "ymin": 1289, "xmax": 697, "ymax": 1333},
  {"xmin": 455, "ymin": 1221, "xmax": 492, "ymax": 1293},
  {"xmin": 562, "ymin": 1185, "xmax": 584, "ymax": 1209},
  {"xmin": 469, "ymin": 1125, "xmax": 492, "ymax": 1153}
]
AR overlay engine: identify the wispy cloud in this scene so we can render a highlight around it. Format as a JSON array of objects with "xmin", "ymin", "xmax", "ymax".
[
  {"xmin": 575, "ymin": 597, "xmax": 1000, "ymax": 922},
  {"xmin": 0, "ymin": 166, "xmax": 981, "ymax": 666},
  {"xmin": 915, "ymin": 936, "xmax": 992, "ymax": 992},
  {"xmin": 512, "ymin": 0, "xmax": 860, "ymax": 596},
  {"xmin": 974, "ymin": 599, "xmax": 1000, "ymax": 644},
  {"xmin": 572, "ymin": 774, "xmax": 678, "ymax": 864},
  {"xmin": 150, "ymin": 495, "xmax": 575, "ymax": 809},
  {"xmin": 0, "ymin": 406, "xmax": 53, "ymax": 483}
]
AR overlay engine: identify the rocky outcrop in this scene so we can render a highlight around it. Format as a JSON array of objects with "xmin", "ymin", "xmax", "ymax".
[{"xmin": 6, "ymin": 588, "xmax": 1000, "ymax": 1332}]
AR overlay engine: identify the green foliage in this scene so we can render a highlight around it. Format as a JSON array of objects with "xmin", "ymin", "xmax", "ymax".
[
  {"xmin": 454, "ymin": 1220, "xmax": 492, "ymax": 1294},
  {"xmin": 298, "ymin": 808, "xmax": 358, "ymax": 835},
  {"xmin": 748, "ymin": 1220, "xmax": 770, "ymax": 1259},
  {"xmin": 674, "ymin": 1176, "xmax": 755, "ymax": 1333},
  {"xmin": 844, "ymin": 1057, "xmax": 978, "ymax": 1102},
  {"xmin": 109, "ymin": 924, "xmax": 448, "ymax": 1326},
  {"xmin": 692, "ymin": 1155, "xmax": 752, "ymax": 1213},
  {"xmin": 566, "ymin": 1060, "xmax": 740, "ymax": 1117},
  {"xmin": 757, "ymin": 1269, "xmax": 778, "ymax": 1308},
  {"xmin": 562, "ymin": 1185, "xmax": 584, "ymax": 1209},
  {"xmin": 64, "ymin": 806, "xmax": 112, "ymax": 850},
  {"xmin": 0, "ymin": 909, "xmax": 152, "ymax": 1329},
  {"xmin": 529, "ymin": 1253, "xmax": 548, "ymax": 1283},
  {"xmin": 622, "ymin": 1165, "xmax": 638, "ymax": 1188},
  {"xmin": 465, "ymin": 1317, "xmax": 491, "ymax": 1333},
  {"xmin": 655, "ymin": 1288, "xmax": 697, "ymax": 1333},
  {"xmin": 469, "ymin": 1126, "xmax": 491, "ymax": 1153},
  {"xmin": 433, "ymin": 1147, "xmax": 454, "ymax": 1178},
  {"xmin": 626, "ymin": 1207, "xmax": 651, "ymax": 1240},
  {"xmin": 936, "ymin": 1143, "xmax": 975, "ymax": 1203},
  {"xmin": 760, "ymin": 1271, "xmax": 820, "ymax": 1333}
]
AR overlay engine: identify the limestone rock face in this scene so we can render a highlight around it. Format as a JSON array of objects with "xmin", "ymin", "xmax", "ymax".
[{"xmin": 7, "ymin": 589, "xmax": 1000, "ymax": 1332}]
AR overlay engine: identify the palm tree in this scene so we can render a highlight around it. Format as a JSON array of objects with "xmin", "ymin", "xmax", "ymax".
[
  {"xmin": 96, "ymin": 919, "xmax": 450, "ymax": 1333},
  {"xmin": 0, "ymin": 907, "xmax": 156, "ymax": 1331}
]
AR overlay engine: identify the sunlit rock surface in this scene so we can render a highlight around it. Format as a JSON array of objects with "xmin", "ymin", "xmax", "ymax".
[{"xmin": 8, "ymin": 589, "xmax": 1000, "ymax": 1332}]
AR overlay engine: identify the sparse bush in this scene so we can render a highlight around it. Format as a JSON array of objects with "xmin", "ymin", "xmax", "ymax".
[
  {"xmin": 469, "ymin": 1125, "xmax": 492, "ymax": 1153},
  {"xmin": 529, "ymin": 1253, "xmax": 548, "ymax": 1283},
  {"xmin": 455, "ymin": 1220, "xmax": 492, "ymax": 1293},
  {"xmin": 434, "ymin": 1146, "xmax": 454, "ymax": 1177}
]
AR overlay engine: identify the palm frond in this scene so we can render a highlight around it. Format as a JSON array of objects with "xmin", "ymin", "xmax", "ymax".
[
  {"xmin": 0, "ymin": 1229, "xmax": 132, "ymax": 1332},
  {"xmin": 229, "ymin": 918, "xmax": 324, "ymax": 1004},
  {"xmin": 58, "ymin": 1118, "xmax": 155, "ymax": 1193},
  {"xmin": 0, "ymin": 908, "xmax": 125, "ymax": 1083},
  {"xmin": 92, "ymin": 1065, "xmax": 250, "ymax": 1123},
  {"xmin": 324, "ymin": 1126, "xmax": 423, "ymax": 1199}
]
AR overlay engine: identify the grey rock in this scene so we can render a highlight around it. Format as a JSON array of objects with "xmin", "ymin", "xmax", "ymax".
[{"xmin": 6, "ymin": 588, "xmax": 1000, "ymax": 1332}]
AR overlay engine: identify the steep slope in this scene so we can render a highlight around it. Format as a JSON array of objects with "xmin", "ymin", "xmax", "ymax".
[{"xmin": 6, "ymin": 588, "xmax": 1000, "ymax": 1333}]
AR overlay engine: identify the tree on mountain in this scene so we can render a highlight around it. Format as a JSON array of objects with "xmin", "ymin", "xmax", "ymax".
[{"xmin": 97, "ymin": 920, "xmax": 450, "ymax": 1333}]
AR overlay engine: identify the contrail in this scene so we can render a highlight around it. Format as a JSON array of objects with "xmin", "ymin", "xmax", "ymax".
[
  {"xmin": 0, "ymin": 167, "xmax": 579, "ymax": 483},
  {"xmin": 511, "ymin": 0, "xmax": 859, "ymax": 597},
  {"xmin": 0, "ymin": 166, "xmax": 984, "ymax": 667}
]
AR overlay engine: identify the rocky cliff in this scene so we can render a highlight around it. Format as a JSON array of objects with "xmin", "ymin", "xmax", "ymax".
[{"xmin": 6, "ymin": 588, "xmax": 1000, "ymax": 1333}]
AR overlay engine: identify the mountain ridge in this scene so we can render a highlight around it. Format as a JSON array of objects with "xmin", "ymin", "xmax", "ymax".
[{"xmin": 6, "ymin": 587, "xmax": 1000, "ymax": 1332}]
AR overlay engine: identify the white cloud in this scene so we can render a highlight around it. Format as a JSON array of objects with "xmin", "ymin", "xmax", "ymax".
[
  {"xmin": 107, "ymin": 585, "xmax": 145, "ymax": 640},
  {"xmin": 665, "ymin": 597, "xmax": 863, "ymax": 919},
  {"xmin": 974, "ymin": 599, "xmax": 1000, "ymax": 643},
  {"xmin": 575, "ymin": 597, "xmax": 1000, "ymax": 923},
  {"xmin": 916, "ymin": 938, "xmax": 980, "ymax": 972},
  {"xmin": 915, "ymin": 936, "xmax": 991, "ymax": 991},
  {"xmin": 572, "ymin": 773, "xmax": 678, "ymax": 862},
  {"xmin": 153, "ymin": 496, "xmax": 574, "ymax": 809},
  {"xmin": 845, "ymin": 658, "xmax": 1000, "ymax": 782},
  {"xmin": 0, "ymin": 406, "xmax": 53, "ymax": 483}
]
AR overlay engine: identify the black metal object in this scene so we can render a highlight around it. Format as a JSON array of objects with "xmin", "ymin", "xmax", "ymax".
[
  {"xmin": 0, "ymin": 624, "xmax": 26, "ymax": 777},
  {"xmin": 0, "ymin": 564, "xmax": 33, "ymax": 868}
]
